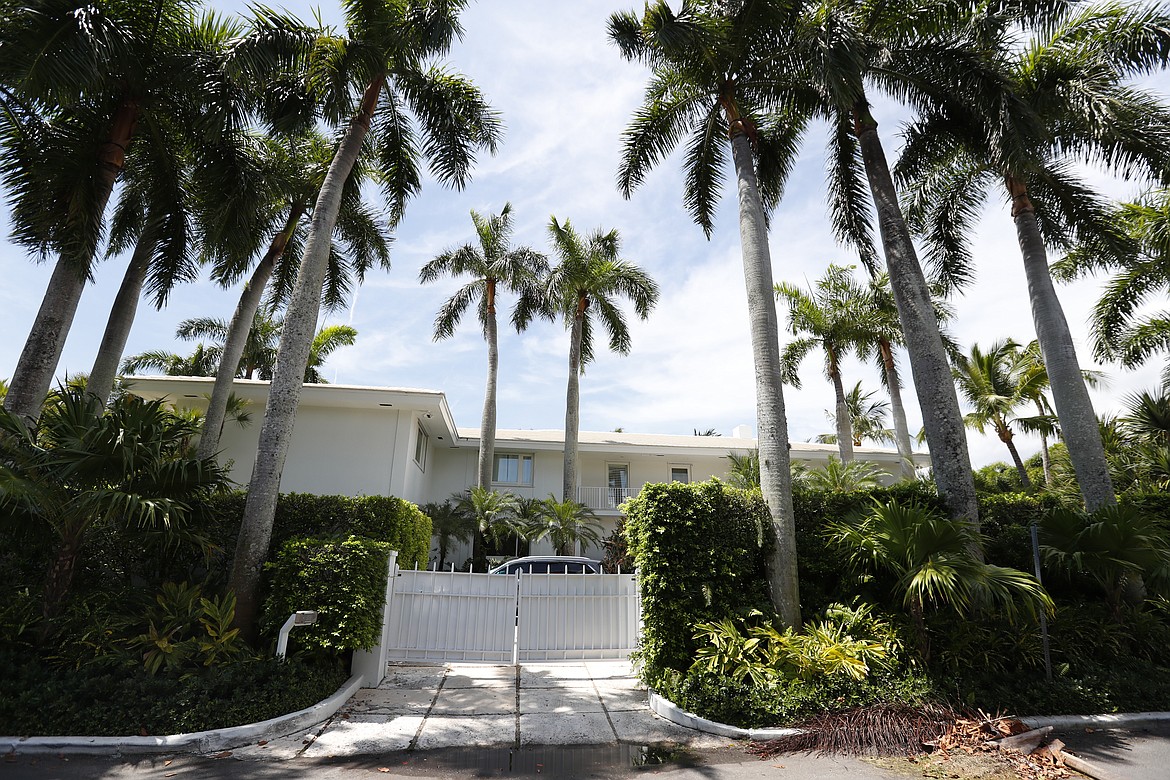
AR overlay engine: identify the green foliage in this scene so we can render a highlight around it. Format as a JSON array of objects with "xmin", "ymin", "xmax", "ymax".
[
  {"xmin": 524, "ymin": 494, "xmax": 604, "ymax": 555},
  {"xmin": 796, "ymin": 455, "xmax": 884, "ymax": 492},
  {"xmin": 623, "ymin": 480, "xmax": 772, "ymax": 687},
  {"xmin": 126, "ymin": 582, "xmax": 249, "ymax": 675},
  {"xmin": 691, "ymin": 603, "xmax": 903, "ymax": 686},
  {"xmin": 0, "ymin": 649, "xmax": 347, "ymax": 737},
  {"xmin": 264, "ymin": 536, "xmax": 392, "ymax": 651},
  {"xmin": 601, "ymin": 518, "xmax": 634, "ymax": 573}
]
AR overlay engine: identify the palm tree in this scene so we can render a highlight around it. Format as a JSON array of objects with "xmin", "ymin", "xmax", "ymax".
[
  {"xmin": 800, "ymin": 456, "xmax": 883, "ymax": 493},
  {"xmin": 123, "ymin": 314, "xmax": 357, "ymax": 384},
  {"xmin": 0, "ymin": 3, "xmax": 247, "ymax": 421},
  {"xmin": 952, "ymin": 340, "xmax": 1048, "ymax": 489},
  {"xmin": 422, "ymin": 500, "xmax": 477, "ymax": 569},
  {"xmin": 1059, "ymin": 189, "xmax": 1170, "ymax": 391},
  {"xmin": 609, "ymin": 0, "xmax": 807, "ymax": 626},
  {"xmin": 897, "ymin": 2, "xmax": 1170, "ymax": 511},
  {"xmin": 815, "ymin": 381, "xmax": 895, "ymax": 448},
  {"xmin": 525, "ymin": 495, "xmax": 604, "ymax": 557},
  {"xmin": 196, "ymin": 129, "xmax": 391, "ymax": 460},
  {"xmin": 419, "ymin": 203, "xmax": 548, "ymax": 488},
  {"xmin": 776, "ymin": 264, "xmax": 875, "ymax": 462},
  {"xmin": 0, "ymin": 388, "xmax": 229, "ymax": 632},
  {"xmin": 726, "ymin": 449, "xmax": 761, "ymax": 490},
  {"xmin": 231, "ymin": 0, "xmax": 501, "ymax": 638},
  {"xmin": 536, "ymin": 218, "xmax": 658, "ymax": 506},
  {"xmin": 454, "ymin": 487, "xmax": 521, "ymax": 553}
]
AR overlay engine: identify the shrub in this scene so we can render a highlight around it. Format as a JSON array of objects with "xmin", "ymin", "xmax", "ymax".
[
  {"xmin": 624, "ymin": 480, "xmax": 772, "ymax": 686},
  {"xmin": 263, "ymin": 536, "xmax": 393, "ymax": 651}
]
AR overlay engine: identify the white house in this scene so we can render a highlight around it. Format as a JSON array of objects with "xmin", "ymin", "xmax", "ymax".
[{"xmin": 126, "ymin": 376, "xmax": 928, "ymax": 564}]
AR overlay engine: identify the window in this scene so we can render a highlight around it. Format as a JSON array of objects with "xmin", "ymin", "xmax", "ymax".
[
  {"xmin": 607, "ymin": 463, "xmax": 630, "ymax": 507},
  {"xmin": 670, "ymin": 465, "xmax": 691, "ymax": 483},
  {"xmin": 493, "ymin": 453, "xmax": 534, "ymax": 486},
  {"xmin": 414, "ymin": 423, "xmax": 428, "ymax": 469}
]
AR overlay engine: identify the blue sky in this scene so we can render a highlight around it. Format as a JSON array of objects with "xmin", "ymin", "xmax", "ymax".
[{"xmin": 1, "ymin": 0, "xmax": 1166, "ymax": 469}]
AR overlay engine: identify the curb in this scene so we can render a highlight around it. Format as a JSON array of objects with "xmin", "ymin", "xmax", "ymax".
[
  {"xmin": 1, "ymin": 673, "xmax": 364, "ymax": 756},
  {"xmin": 1022, "ymin": 711, "xmax": 1170, "ymax": 730},
  {"xmin": 650, "ymin": 689, "xmax": 1170, "ymax": 745},
  {"xmin": 648, "ymin": 690, "xmax": 802, "ymax": 741}
]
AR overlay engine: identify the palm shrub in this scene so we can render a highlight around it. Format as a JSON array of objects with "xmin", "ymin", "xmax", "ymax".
[
  {"xmin": 525, "ymin": 495, "xmax": 603, "ymax": 556},
  {"xmin": 454, "ymin": 487, "xmax": 522, "ymax": 551},
  {"xmin": 828, "ymin": 500, "xmax": 1052, "ymax": 661},
  {"xmin": 799, "ymin": 456, "xmax": 883, "ymax": 493},
  {"xmin": 1041, "ymin": 505, "xmax": 1170, "ymax": 618},
  {"xmin": 0, "ymin": 388, "xmax": 230, "ymax": 631},
  {"xmin": 422, "ymin": 500, "xmax": 476, "ymax": 569}
]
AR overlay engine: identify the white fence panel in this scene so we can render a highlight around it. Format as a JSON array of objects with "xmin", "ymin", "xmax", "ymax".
[
  {"xmin": 384, "ymin": 570, "xmax": 517, "ymax": 662},
  {"xmin": 517, "ymin": 573, "xmax": 639, "ymax": 661}
]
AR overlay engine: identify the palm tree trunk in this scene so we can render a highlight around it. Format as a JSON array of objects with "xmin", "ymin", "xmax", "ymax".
[
  {"xmin": 830, "ymin": 358, "xmax": 854, "ymax": 462},
  {"xmin": 478, "ymin": 281, "xmax": 499, "ymax": 489},
  {"xmin": 40, "ymin": 539, "xmax": 80, "ymax": 639},
  {"xmin": 563, "ymin": 296, "xmax": 585, "ymax": 503},
  {"xmin": 1006, "ymin": 176, "xmax": 1115, "ymax": 511},
  {"xmin": 230, "ymin": 75, "xmax": 385, "ymax": 640},
  {"xmin": 4, "ymin": 98, "xmax": 139, "ymax": 422},
  {"xmin": 880, "ymin": 338, "xmax": 916, "ymax": 479},
  {"xmin": 999, "ymin": 424, "xmax": 1032, "ymax": 489},
  {"xmin": 197, "ymin": 205, "xmax": 304, "ymax": 461},
  {"xmin": 852, "ymin": 100, "xmax": 980, "ymax": 532},
  {"xmin": 87, "ymin": 233, "xmax": 153, "ymax": 406},
  {"xmin": 1035, "ymin": 399, "xmax": 1054, "ymax": 487},
  {"xmin": 726, "ymin": 114, "xmax": 801, "ymax": 629}
]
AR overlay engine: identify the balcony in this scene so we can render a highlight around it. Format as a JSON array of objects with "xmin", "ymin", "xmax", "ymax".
[{"xmin": 577, "ymin": 486, "xmax": 638, "ymax": 512}]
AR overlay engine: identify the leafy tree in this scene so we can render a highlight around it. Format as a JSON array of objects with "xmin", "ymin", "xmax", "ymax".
[
  {"xmin": 898, "ymin": 2, "xmax": 1170, "ymax": 511},
  {"xmin": 535, "ymin": 218, "xmax": 658, "ymax": 505},
  {"xmin": 419, "ymin": 203, "xmax": 548, "ymax": 488},
  {"xmin": 610, "ymin": 0, "xmax": 806, "ymax": 626},
  {"xmin": 776, "ymin": 264, "xmax": 876, "ymax": 462},
  {"xmin": 231, "ymin": 0, "xmax": 501, "ymax": 639},
  {"xmin": 0, "ymin": 389, "xmax": 229, "ymax": 633},
  {"xmin": 525, "ymin": 495, "xmax": 604, "ymax": 557}
]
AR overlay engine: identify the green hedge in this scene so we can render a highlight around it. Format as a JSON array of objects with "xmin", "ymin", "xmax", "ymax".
[
  {"xmin": 264, "ymin": 536, "xmax": 393, "ymax": 651},
  {"xmin": 624, "ymin": 481, "xmax": 772, "ymax": 685}
]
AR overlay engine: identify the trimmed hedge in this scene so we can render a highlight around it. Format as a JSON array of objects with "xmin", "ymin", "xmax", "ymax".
[
  {"xmin": 624, "ymin": 480, "xmax": 772, "ymax": 685},
  {"xmin": 264, "ymin": 536, "xmax": 393, "ymax": 651}
]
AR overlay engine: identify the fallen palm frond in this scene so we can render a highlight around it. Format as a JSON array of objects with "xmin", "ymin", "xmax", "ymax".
[{"xmin": 747, "ymin": 702, "xmax": 957, "ymax": 757}]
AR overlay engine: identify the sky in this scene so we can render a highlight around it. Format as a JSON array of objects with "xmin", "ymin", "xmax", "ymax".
[{"xmin": 1, "ymin": 0, "xmax": 1167, "ymax": 470}]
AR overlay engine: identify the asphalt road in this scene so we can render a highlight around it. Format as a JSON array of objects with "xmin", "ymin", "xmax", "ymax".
[{"xmin": 1054, "ymin": 719, "xmax": 1170, "ymax": 780}]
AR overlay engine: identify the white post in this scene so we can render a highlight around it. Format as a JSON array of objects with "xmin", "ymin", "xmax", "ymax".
[{"xmin": 351, "ymin": 549, "xmax": 399, "ymax": 688}]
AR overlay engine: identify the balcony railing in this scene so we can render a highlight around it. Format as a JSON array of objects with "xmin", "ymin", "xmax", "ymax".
[{"xmin": 577, "ymin": 486, "xmax": 637, "ymax": 511}]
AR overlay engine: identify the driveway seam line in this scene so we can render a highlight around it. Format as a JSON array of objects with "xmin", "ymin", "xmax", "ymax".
[
  {"xmin": 590, "ymin": 664, "xmax": 622, "ymax": 744},
  {"xmin": 408, "ymin": 664, "xmax": 447, "ymax": 751},
  {"xmin": 514, "ymin": 663, "xmax": 522, "ymax": 749}
]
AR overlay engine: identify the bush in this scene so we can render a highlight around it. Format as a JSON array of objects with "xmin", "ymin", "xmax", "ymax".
[
  {"xmin": 0, "ymin": 648, "xmax": 347, "ymax": 736},
  {"xmin": 624, "ymin": 480, "xmax": 773, "ymax": 686},
  {"xmin": 263, "ymin": 536, "xmax": 393, "ymax": 651}
]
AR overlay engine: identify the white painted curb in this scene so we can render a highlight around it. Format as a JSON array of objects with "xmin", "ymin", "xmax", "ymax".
[
  {"xmin": 648, "ymin": 690, "xmax": 802, "ymax": 741},
  {"xmin": 651, "ymin": 689, "xmax": 1170, "ymax": 743},
  {"xmin": 1, "ymin": 673, "xmax": 364, "ymax": 756}
]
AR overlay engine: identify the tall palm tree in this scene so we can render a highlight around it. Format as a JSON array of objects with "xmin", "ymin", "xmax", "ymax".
[
  {"xmin": 776, "ymin": 264, "xmax": 874, "ymax": 462},
  {"xmin": 610, "ymin": 0, "xmax": 808, "ymax": 627},
  {"xmin": 952, "ymin": 340, "xmax": 1047, "ymax": 488},
  {"xmin": 196, "ymin": 129, "xmax": 391, "ymax": 460},
  {"xmin": 897, "ymin": 2, "xmax": 1170, "ymax": 511},
  {"xmin": 537, "ymin": 218, "xmax": 658, "ymax": 506},
  {"xmin": 419, "ymin": 203, "xmax": 548, "ymax": 488},
  {"xmin": 231, "ymin": 0, "xmax": 501, "ymax": 637},
  {"xmin": 0, "ymin": 2, "xmax": 247, "ymax": 421}
]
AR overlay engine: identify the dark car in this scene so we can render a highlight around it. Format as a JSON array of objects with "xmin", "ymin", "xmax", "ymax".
[{"xmin": 488, "ymin": 556, "xmax": 603, "ymax": 575}]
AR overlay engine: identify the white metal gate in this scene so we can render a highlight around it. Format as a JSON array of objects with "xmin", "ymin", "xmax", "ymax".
[{"xmin": 383, "ymin": 568, "xmax": 639, "ymax": 662}]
